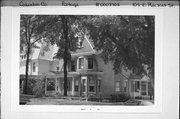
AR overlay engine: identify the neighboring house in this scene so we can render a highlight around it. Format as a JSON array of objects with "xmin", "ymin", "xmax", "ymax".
[{"xmin": 20, "ymin": 37, "xmax": 151, "ymax": 99}]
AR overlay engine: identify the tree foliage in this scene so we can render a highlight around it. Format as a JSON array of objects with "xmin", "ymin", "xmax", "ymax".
[
  {"xmin": 38, "ymin": 15, "xmax": 85, "ymax": 96},
  {"xmin": 20, "ymin": 15, "xmax": 48, "ymax": 52},
  {"xmin": 84, "ymin": 15, "xmax": 154, "ymax": 75},
  {"xmin": 83, "ymin": 15, "xmax": 155, "ymax": 99},
  {"xmin": 20, "ymin": 15, "xmax": 50, "ymax": 94}
]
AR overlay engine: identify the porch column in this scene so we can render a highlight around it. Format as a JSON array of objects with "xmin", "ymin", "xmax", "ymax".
[
  {"xmin": 72, "ymin": 77, "xmax": 75, "ymax": 96},
  {"xmin": 79, "ymin": 77, "xmax": 81, "ymax": 96},
  {"xmin": 146, "ymin": 82, "xmax": 148, "ymax": 96},
  {"xmin": 133, "ymin": 81, "xmax": 135, "ymax": 98},
  {"xmin": 55, "ymin": 77, "xmax": 58, "ymax": 93},
  {"xmin": 45, "ymin": 76, "xmax": 47, "ymax": 95},
  {"xmin": 86, "ymin": 78, "xmax": 88, "ymax": 97},
  {"xmin": 139, "ymin": 81, "xmax": 142, "ymax": 96},
  {"xmin": 96, "ymin": 78, "xmax": 98, "ymax": 94}
]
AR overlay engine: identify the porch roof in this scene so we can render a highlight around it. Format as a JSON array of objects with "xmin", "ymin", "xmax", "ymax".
[
  {"xmin": 129, "ymin": 74, "xmax": 150, "ymax": 82},
  {"xmin": 45, "ymin": 70, "xmax": 104, "ymax": 77},
  {"xmin": 20, "ymin": 74, "xmax": 43, "ymax": 79}
]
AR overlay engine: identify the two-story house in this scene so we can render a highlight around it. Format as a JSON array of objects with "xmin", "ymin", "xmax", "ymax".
[{"xmin": 20, "ymin": 37, "xmax": 151, "ymax": 99}]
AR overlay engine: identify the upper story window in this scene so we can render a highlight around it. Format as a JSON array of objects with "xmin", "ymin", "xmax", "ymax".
[
  {"xmin": 71, "ymin": 60, "xmax": 76, "ymax": 71},
  {"xmin": 79, "ymin": 41, "xmax": 83, "ymax": 47},
  {"xmin": 20, "ymin": 55, "xmax": 23, "ymax": 59},
  {"xmin": 57, "ymin": 67, "xmax": 59, "ymax": 72},
  {"xmin": 79, "ymin": 58, "xmax": 84, "ymax": 69},
  {"xmin": 33, "ymin": 63, "xmax": 36, "ymax": 72},
  {"xmin": 78, "ymin": 39, "xmax": 83, "ymax": 48},
  {"xmin": 20, "ymin": 54, "xmax": 26, "ymax": 60},
  {"xmin": 88, "ymin": 58, "xmax": 93, "ymax": 69}
]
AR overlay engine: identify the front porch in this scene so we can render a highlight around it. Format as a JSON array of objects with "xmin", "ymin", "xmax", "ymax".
[
  {"xmin": 44, "ymin": 71, "xmax": 103, "ymax": 97},
  {"xmin": 130, "ymin": 76, "xmax": 151, "ymax": 99}
]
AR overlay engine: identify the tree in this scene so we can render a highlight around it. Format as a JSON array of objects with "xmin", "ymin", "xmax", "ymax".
[
  {"xmin": 41, "ymin": 15, "xmax": 84, "ymax": 96},
  {"xmin": 83, "ymin": 16, "xmax": 155, "ymax": 99},
  {"xmin": 20, "ymin": 15, "xmax": 48, "ymax": 94}
]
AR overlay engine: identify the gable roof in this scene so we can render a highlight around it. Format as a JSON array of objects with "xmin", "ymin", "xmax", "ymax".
[
  {"xmin": 38, "ymin": 43, "xmax": 58, "ymax": 61},
  {"xmin": 71, "ymin": 35, "xmax": 95, "ymax": 56},
  {"xmin": 22, "ymin": 36, "xmax": 97, "ymax": 61}
]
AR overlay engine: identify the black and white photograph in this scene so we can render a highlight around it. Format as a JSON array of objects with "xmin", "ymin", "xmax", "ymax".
[
  {"xmin": 19, "ymin": 15, "xmax": 155, "ymax": 106},
  {"xmin": 1, "ymin": 1, "xmax": 179, "ymax": 119}
]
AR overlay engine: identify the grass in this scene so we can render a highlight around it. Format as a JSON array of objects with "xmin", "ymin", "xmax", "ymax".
[{"xmin": 20, "ymin": 94, "xmax": 154, "ymax": 105}]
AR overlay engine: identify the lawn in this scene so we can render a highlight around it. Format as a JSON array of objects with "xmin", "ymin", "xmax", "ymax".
[{"xmin": 20, "ymin": 95, "xmax": 153, "ymax": 106}]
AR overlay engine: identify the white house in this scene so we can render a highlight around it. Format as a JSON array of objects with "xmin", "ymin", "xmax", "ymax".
[{"xmin": 20, "ymin": 37, "xmax": 151, "ymax": 99}]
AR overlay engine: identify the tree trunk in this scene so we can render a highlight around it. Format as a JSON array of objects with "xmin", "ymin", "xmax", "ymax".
[
  {"xmin": 62, "ymin": 16, "xmax": 68, "ymax": 96},
  {"xmin": 148, "ymin": 73, "xmax": 154, "ymax": 100},
  {"xmin": 23, "ymin": 46, "xmax": 30, "ymax": 94}
]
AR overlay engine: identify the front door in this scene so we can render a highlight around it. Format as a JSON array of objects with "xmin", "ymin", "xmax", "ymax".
[{"xmin": 81, "ymin": 76, "xmax": 87, "ymax": 96}]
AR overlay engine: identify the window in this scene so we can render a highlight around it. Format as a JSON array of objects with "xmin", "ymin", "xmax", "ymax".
[
  {"xmin": 89, "ymin": 78, "xmax": 95, "ymax": 92},
  {"xmin": 21, "ymin": 55, "xmax": 23, "ymax": 59},
  {"xmin": 71, "ymin": 60, "xmax": 76, "ymax": 71},
  {"xmin": 23, "ymin": 54, "xmax": 26, "ymax": 59},
  {"xmin": 98, "ymin": 80, "xmax": 101, "ymax": 92},
  {"xmin": 79, "ymin": 41, "xmax": 83, "ymax": 47},
  {"xmin": 67, "ymin": 80, "xmax": 71, "ymax": 91},
  {"xmin": 47, "ymin": 78, "xmax": 55, "ymax": 91},
  {"xmin": 75, "ymin": 80, "xmax": 79, "ymax": 91},
  {"xmin": 21, "ymin": 54, "xmax": 26, "ymax": 59},
  {"xmin": 79, "ymin": 58, "xmax": 84, "ymax": 69},
  {"xmin": 77, "ymin": 39, "xmax": 83, "ymax": 48},
  {"xmin": 33, "ymin": 63, "xmax": 36, "ymax": 72},
  {"xmin": 135, "ymin": 81, "xmax": 140, "ymax": 92},
  {"xmin": 124, "ymin": 81, "xmax": 128, "ymax": 92},
  {"xmin": 57, "ymin": 67, "xmax": 59, "ymax": 72},
  {"xmin": 141, "ymin": 81, "xmax": 147, "ymax": 95},
  {"xmin": 82, "ymin": 79, "xmax": 86, "ymax": 92},
  {"xmin": 88, "ymin": 58, "xmax": 93, "ymax": 69},
  {"xmin": 115, "ymin": 81, "xmax": 121, "ymax": 92}
]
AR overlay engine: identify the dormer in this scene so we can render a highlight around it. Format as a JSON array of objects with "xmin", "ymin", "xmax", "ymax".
[{"xmin": 77, "ymin": 39, "xmax": 83, "ymax": 48}]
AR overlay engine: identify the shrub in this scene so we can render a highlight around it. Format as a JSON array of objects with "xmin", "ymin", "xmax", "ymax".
[
  {"xmin": 87, "ymin": 94, "xmax": 99, "ymax": 101},
  {"xmin": 32, "ymin": 78, "xmax": 45, "ymax": 97},
  {"xmin": 135, "ymin": 96, "xmax": 142, "ymax": 99},
  {"xmin": 110, "ymin": 93, "xmax": 130, "ymax": 102},
  {"xmin": 26, "ymin": 79, "xmax": 37, "ymax": 95}
]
